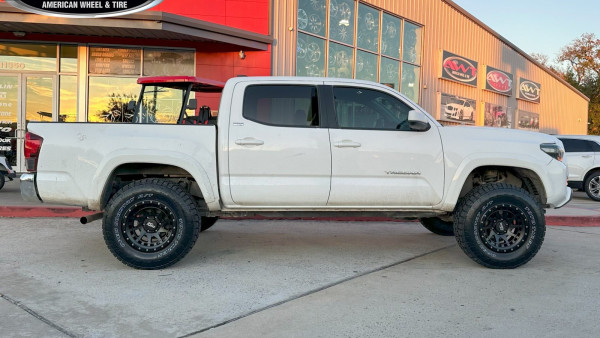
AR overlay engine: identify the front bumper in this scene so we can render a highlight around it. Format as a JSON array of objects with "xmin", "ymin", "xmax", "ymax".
[
  {"xmin": 20, "ymin": 173, "xmax": 41, "ymax": 203},
  {"xmin": 554, "ymin": 186, "xmax": 572, "ymax": 209}
]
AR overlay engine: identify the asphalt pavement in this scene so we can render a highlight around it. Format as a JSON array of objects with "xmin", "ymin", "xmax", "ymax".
[{"xmin": 0, "ymin": 218, "xmax": 599, "ymax": 337}]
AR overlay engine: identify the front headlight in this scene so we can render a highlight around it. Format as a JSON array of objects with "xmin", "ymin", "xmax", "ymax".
[{"xmin": 540, "ymin": 143, "xmax": 564, "ymax": 162}]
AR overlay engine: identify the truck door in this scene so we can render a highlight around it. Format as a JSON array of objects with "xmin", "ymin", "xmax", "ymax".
[
  {"xmin": 325, "ymin": 84, "xmax": 444, "ymax": 207},
  {"xmin": 227, "ymin": 81, "xmax": 331, "ymax": 206}
]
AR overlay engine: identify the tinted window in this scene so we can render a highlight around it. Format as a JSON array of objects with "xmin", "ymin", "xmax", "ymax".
[
  {"xmin": 243, "ymin": 85, "xmax": 319, "ymax": 127},
  {"xmin": 333, "ymin": 87, "xmax": 412, "ymax": 130},
  {"xmin": 589, "ymin": 140, "xmax": 600, "ymax": 152},
  {"xmin": 560, "ymin": 139, "xmax": 593, "ymax": 153}
]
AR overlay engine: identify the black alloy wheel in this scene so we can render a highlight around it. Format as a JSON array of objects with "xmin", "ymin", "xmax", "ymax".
[
  {"xmin": 453, "ymin": 183, "xmax": 545, "ymax": 269},
  {"xmin": 103, "ymin": 178, "xmax": 201, "ymax": 269}
]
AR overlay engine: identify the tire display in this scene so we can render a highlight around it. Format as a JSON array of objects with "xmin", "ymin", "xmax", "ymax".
[
  {"xmin": 103, "ymin": 178, "xmax": 201, "ymax": 269},
  {"xmin": 453, "ymin": 183, "xmax": 545, "ymax": 269}
]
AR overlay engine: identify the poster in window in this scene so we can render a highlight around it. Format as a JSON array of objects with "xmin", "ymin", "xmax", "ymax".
[
  {"xmin": 440, "ymin": 50, "xmax": 478, "ymax": 87},
  {"xmin": 517, "ymin": 110, "xmax": 540, "ymax": 131},
  {"xmin": 517, "ymin": 78, "xmax": 541, "ymax": 103},
  {"xmin": 438, "ymin": 92, "xmax": 476, "ymax": 124},
  {"xmin": 484, "ymin": 103, "xmax": 513, "ymax": 129},
  {"xmin": 89, "ymin": 47, "xmax": 141, "ymax": 75}
]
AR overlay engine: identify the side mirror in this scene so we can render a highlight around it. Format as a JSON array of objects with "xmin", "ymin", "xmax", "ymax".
[
  {"xmin": 127, "ymin": 100, "xmax": 136, "ymax": 111},
  {"xmin": 187, "ymin": 99, "xmax": 198, "ymax": 111},
  {"xmin": 407, "ymin": 109, "xmax": 431, "ymax": 132}
]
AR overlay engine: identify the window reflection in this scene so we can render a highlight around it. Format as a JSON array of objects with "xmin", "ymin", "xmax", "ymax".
[
  {"xmin": 88, "ymin": 77, "xmax": 139, "ymax": 123},
  {"xmin": 59, "ymin": 76, "xmax": 77, "ymax": 122},
  {"xmin": 25, "ymin": 77, "xmax": 53, "ymax": 123},
  {"xmin": 143, "ymin": 49, "xmax": 195, "ymax": 76},
  {"xmin": 140, "ymin": 85, "xmax": 185, "ymax": 124},
  {"xmin": 0, "ymin": 43, "xmax": 57, "ymax": 72},
  {"xmin": 60, "ymin": 45, "xmax": 78, "ymax": 73}
]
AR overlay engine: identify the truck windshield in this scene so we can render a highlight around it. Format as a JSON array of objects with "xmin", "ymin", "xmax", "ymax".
[{"xmin": 137, "ymin": 85, "xmax": 187, "ymax": 124}]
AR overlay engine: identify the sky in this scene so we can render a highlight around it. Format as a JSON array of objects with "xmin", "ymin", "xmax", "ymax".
[{"xmin": 452, "ymin": 0, "xmax": 600, "ymax": 62}]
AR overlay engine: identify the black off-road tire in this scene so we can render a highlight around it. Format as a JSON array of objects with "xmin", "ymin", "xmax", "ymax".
[
  {"xmin": 453, "ymin": 183, "xmax": 545, "ymax": 269},
  {"xmin": 419, "ymin": 217, "xmax": 454, "ymax": 236},
  {"xmin": 201, "ymin": 217, "xmax": 219, "ymax": 232},
  {"xmin": 0, "ymin": 173, "xmax": 5, "ymax": 191},
  {"xmin": 584, "ymin": 170, "xmax": 600, "ymax": 201},
  {"xmin": 103, "ymin": 178, "xmax": 201, "ymax": 269}
]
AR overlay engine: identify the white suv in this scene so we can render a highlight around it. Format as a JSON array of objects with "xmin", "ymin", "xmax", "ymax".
[{"xmin": 558, "ymin": 135, "xmax": 600, "ymax": 201}]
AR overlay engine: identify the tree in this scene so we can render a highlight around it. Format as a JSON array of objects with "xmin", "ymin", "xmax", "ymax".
[{"xmin": 557, "ymin": 33, "xmax": 600, "ymax": 134}]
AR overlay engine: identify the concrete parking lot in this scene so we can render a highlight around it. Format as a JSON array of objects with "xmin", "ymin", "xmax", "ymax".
[{"xmin": 1, "ymin": 216, "xmax": 599, "ymax": 337}]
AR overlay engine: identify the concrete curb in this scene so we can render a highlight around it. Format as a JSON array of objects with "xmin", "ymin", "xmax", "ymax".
[{"xmin": 0, "ymin": 206, "xmax": 598, "ymax": 227}]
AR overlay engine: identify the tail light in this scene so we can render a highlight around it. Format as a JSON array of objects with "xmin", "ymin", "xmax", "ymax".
[{"xmin": 25, "ymin": 132, "xmax": 43, "ymax": 172}]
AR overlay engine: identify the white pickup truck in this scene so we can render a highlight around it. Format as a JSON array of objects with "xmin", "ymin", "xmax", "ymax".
[{"xmin": 21, "ymin": 76, "xmax": 571, "ymax": 270}]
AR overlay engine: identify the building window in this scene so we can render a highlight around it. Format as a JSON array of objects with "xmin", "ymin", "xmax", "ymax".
[
  {"xmin": 296, "ymin": 0, "xmax": 423, "ymax": 103},
  {"xmin": 86, "ymin": 46, "xmax": 195, "ymax": 123},
  {"xmin": 59, "ymin": 75, "xmax": 77, "ymax": 122}
]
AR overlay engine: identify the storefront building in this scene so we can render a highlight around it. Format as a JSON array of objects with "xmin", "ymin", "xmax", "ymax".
[{"xmin": 0, "ymin": 0, "xmax": 589, "ymax": 173}]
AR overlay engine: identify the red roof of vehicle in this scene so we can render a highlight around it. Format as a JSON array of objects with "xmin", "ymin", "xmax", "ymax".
[{"xmin": 137, "ymin": 76, "xmax": 225, "ymax": 92}]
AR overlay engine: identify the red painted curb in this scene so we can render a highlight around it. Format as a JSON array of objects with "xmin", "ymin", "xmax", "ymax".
[
  {"xmin": 0, "ymin": 206, "xmax": 598, "ymax": 227},
  {"xmin": 0, "ymin": 206, "xmax": 94, "ymax": 218}
]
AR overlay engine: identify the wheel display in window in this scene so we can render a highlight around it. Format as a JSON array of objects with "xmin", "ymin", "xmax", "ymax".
[
  {"xmin": 297, "ymin": 9, "xmax": 308, "ymax": 30},
  {"xmin": 307, "ymin": 42, "xmax": 321, "ymax": 63},
  {"xmin": 308, "ymin": 14, "xmax": 323, "ymax": 34}
]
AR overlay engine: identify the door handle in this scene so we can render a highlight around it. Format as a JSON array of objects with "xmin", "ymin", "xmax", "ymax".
[
  {"xmin": 334, "ymin": 140, "xmax": 361, "ymax": 148},
  {"xmin": 235, "ymin": 137, "xmax": 264, "ymax": 146},
  {"xmin": 582, "ymin": 155, "xmax": 593, "ymax": 158}
]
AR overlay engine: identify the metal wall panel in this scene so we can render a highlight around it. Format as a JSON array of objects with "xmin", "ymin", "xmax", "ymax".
[{"xmin": 272, "ymin": 0, "xmax": 589, "ymax": 134}]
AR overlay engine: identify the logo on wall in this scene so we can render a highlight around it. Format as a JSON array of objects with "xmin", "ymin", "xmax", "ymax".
[
  {"xmin": 6, "ymin": 0, "xmax": 163, "ymax": 18},
  {"xmin": 441, "ymin": 51, "xmax": 478, "ymax": 87},
  {"xmin": 485, "ymin": 66, "xmax": 513, "ymax": 95},
  {"xmin": 518, "ymin": 78, "xmax": 541, "ymax": 103}
]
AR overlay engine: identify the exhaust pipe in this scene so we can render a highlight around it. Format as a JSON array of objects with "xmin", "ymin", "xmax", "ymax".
[{"xmin": 80, "ymin": 212, "xmax": 104, "ymax": 224}]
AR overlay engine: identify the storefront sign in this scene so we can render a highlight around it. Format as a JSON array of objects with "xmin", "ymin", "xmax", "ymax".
[
  {"xmin": 485, "ymin": 66, "xmax": 513, "ymax": 95},
  {"xmin": 440, "ymin": 50, "xmax": 478, "ymax": 87},
  {"xmin": 6, "ymin": 0, "xmax": 162, "ymax": 18},
  {"xmin": 518, "ymin": 78, "xmax": 541, "ymax": 103}
]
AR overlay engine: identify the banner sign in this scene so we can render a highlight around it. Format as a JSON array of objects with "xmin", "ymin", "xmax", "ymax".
[
  {"xmin": 6, "ymin": 0, "xmax": 163, "ymax": 18},
  {"xmin": 485, "ymin": 66, "xmax": 513, "ymax": 95},
  {"xmin": 440, "ymin": 50, "xmax": 478, "ymax": 87},
  {"xmin": 517, "ymin": 78, "xmax": 541, "ymax": 103}
]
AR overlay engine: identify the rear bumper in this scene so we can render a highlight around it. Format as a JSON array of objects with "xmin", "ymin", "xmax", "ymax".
[{"xmin": 20, "ymin": 173, "xmax": 41, "ymax": 202}]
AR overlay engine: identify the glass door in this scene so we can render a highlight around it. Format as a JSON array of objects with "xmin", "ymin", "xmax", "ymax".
[
  {"xmin": 13, "ymin": 74, "xmax": 57, "ymax": 172},
  {"xmin": 0, "ymin": 75, "xmax": 19, "ymax": 170}
]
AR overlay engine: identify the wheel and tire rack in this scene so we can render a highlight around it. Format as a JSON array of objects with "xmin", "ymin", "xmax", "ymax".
[
  {"xmin": 103, "ymin": 178, "xmax": 202, "ymax": 269},
  {"xmin": 419, "ymin": 217, "xmax": 454, "ymax": 236},
  {"xmin": 584, "ymin": 170, "xmax": 600, "ymax": 201},
  {"xmin": 453, "ymin": 183, "xmax": 545, "ymax": 269}
]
